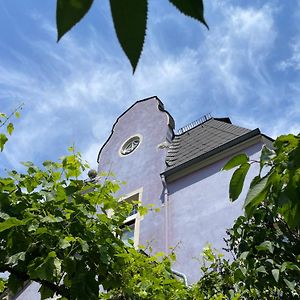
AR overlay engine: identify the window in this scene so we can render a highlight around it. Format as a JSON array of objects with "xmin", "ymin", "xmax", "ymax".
[
  {"xmin": 120, "ymin": 189, "xmax": 142, "ymax": 248},
  {"xmin": 119, "ymin": 135, "xmax": 142, "ymax": 156}
]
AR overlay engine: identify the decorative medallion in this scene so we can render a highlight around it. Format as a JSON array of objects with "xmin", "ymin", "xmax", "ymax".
[{"xmin": 120, "ymin": 135, "xmax": 141, "ymax": 156}]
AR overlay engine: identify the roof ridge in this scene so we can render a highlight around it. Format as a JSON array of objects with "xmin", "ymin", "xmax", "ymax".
[
  {"xmin": 177, "ymin": 113, "xmax": 212, "ymax": 135},
  {"xmin": 202, "ymin": 120, "xmax": 251, "ymax": 137},
  {"xmin": 175, "ymin": 116, "xmax": 235, "ymax": 136}
]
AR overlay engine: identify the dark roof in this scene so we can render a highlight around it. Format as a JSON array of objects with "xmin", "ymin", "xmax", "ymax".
[{"xmin": 165, "ymin": 117, "xmax": 253, "ymax": 170}]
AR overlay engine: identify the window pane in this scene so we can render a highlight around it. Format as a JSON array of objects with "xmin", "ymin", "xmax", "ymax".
[{"xmin": 121, "ymin": 222, "xmax": 135, "ymax": 246}]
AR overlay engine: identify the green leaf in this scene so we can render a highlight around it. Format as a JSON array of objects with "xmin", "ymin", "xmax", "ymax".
[
  {"xmin": 244, "ymin": 174, "xmax": 270, "ymax": 216},
  {"xmin": 6, "ymin": 122, "xmax": 14, "ymax": 135},
  {"xmin": 169, "ymin": 0, "xmax": 209, "ymax": 29},
  {"xmin": 223, "ymin": 153, "xmax": 249, "ymax": 171},
  {"xmin": 256, "ymin": 241, "xmax": 274, "ymax": 254},
  {"xmin": 78, "ymin": 238, "xmax": 89, "ymax": 252},
  {"xmin": 271, "ymin": 269, "xmax": 279, "ymax": 282},
  {"xmin": 260, "ymin": 145, "xmax": 274, "ymax": 171},
  {"xmin": 0, "ymin": 212, "xmax": 10, "ymax": 220},
  {"xmin": 239, "ymin": 251, "xmax": 249, "ymax": 260},
  {"xmin": 284, "ymin": 279, "xmax": 296, "ymax": 291},
  {"xmin": 41, "ymin": 215, "xmax": 63, "ymax": 223},
  {"xmin": 229, "ymin": 163, "xmax": 250, "ymax": 201},
  {"xmin": 21, "ymin": 161, "xmax": 34, "ymax": 168},
  {"xmin": 110, "ymin": 0, "xmax": 147, "ymax": 72},
  {"xmin": 7, "ymin": 252, "xmax": 26, "ymax": 265},
  {"xmin": 56, "ymin": 0, "xmax": 94, "ymax": 41},
  {"xmin": 39, "ymin": 285, "xmax": 55, "ymax": 300},
  {"xmin": 256, "ymin": 265, "xmax": 267, "ymax": 274},
  {"xmin": 7, "ymin": 274, "xmax": 24, "ymax": 294},
  {"xmin": 0, "ymin": 279, "xmax": 6, "ymax": 293},
  {"xmin": 0, "ymin": 218, "xmax": 25, "ymax": 232},
  {"xmin": 0, "ymin": 133, "xmax": 8, "ymax": 151},
  {"xmin": 281, "ymin": 262, "xmax": 300, "ymax": 272},
  {"xmin": 59, "ymin": 238, "xmax": 72, "ymax": 250},
  {"xmin": 29, "ymin": 251, "xmax": 61, "ymax": 281},
  {"xmin": 15, "ymin": 111, "xmax": 20, "ymax": 118}
]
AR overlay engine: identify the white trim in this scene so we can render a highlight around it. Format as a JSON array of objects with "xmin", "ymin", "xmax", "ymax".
[{"xmin": 119, "ymin": 187, "xmax": 143, "ymax": 248}]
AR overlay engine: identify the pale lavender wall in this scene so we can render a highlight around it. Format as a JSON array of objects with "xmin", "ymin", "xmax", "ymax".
[
  {"xmin": 98, "ymin": 97, "xmax": 173, "ymax": 249},
  {"xmin": 15, "ymin": 282, "xmax": 41, "ymax": 300},
  {"xmin": 167, "ymin": 142, "xmax": 263, "ymax": 283}
]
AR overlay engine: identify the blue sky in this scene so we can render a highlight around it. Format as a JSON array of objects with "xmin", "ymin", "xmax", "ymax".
[{"xmin": 0, "ymin": 0, "xmax": 300, "ymax": 175}]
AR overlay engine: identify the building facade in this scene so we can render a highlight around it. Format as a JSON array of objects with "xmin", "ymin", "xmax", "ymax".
[
  {"xmin": 8, "ymin": 96, "xmax": 272, "ymax": 298},
  {"xmin": 97, "ymin": 96, "xmax": 272, "ymax": 283}
]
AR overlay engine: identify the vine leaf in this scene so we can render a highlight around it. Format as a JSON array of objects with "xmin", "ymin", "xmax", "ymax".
[
  {"xmin": 256, "ymin": 241, "xmax": 274, "ymax": 254},
  {"xmin": 0, "ymin": 134, "xmax": 8, "ymax": 152},
  {"xmin": 7, "ymin": 123, "xmax": 14, "ymax": 135},
  {"xmin": 0, "ymin": 218, "xmax": 25, "ymax": 232},
  {"xmin": 56, "ymin": 0, "xmax": 94, "ymax": 42},
  {"xmin": 229, "ymin": 163, "xmax": 250, "ymax": 202},
  {"xmin": 244, "ymin": 174, "xmax": 270, "ymax": 217},
  {"xmin": 110, "ymin": 0, "xmax": 148, "ymax": 73},
  {"xmin": 222, "ymin": 153, "xmax": 249, "ymax": 171},
  {"xmin": 169, "ymin": 0, "xmax": 209, "ymax": 29},
  {"xmin": 272, "ymin": 269, "xmax": 280, "ymax": 282}
]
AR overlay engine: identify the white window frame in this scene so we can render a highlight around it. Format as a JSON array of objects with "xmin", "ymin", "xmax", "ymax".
[{"xmin": 119, "ymin": 187, "xmax": 143, "ymax": 248}]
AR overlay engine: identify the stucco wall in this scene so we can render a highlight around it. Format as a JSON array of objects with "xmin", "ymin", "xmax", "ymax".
[
  {"xmin": 167, "ymin": 142, "xmax": 263, "ymax": 283},
  {"xmin": 98, "ymin": 97, "xmax": 173, "ymax": 250}
]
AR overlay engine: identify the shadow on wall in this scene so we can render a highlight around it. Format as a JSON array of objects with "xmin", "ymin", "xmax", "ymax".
[{"xmin": 168, "ymin": 145, "xmax": 259, "ymax": 194}]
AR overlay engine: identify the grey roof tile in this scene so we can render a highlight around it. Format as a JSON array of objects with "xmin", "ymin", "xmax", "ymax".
[{"xmin": 165, "ymin": 118, "xmax": 251, "ymax": 169}]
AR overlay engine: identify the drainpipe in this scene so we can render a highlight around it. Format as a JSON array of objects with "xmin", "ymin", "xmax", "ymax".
[
  {"xmin": 171, "ymin": 269, "xmax": 188, "ymax": 287},
  {"xmin": 160, "ymin": 174, "xmax": 169, "ymax": 255},
  {"xmin": 161, "ymin": 175, "xmax": 189, "ymax": 287}
]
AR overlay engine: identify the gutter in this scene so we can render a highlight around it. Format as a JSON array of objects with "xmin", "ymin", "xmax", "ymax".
[{"xmin": 163, "ymin": 128, "xmax": 261, "ymax": 179}]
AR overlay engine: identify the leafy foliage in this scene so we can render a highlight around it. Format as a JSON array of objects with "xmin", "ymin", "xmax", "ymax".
[
  {"xmin": 225, "ymin": 134, "xmax": 300, "ymax": 228},
  {"xmin": 55, "ymin": 0, "xmax": 208, "ymax": 72},
  {"xmin": 194, "ymin": 206, "xmax": 300, "ymax": 299},
  {"xmin": 1, "ymin": 111, "xmax": 299, "ymax": 299},
  {"xmin": 203, "ymin": 133, "xmax": 300, "ymax": 299},
  {"xmin": 0, "ymin": 149, "xmax": 190, "ymax": 299}
]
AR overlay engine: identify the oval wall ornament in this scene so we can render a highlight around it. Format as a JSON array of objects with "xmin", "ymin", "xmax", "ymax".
[{"xmin": 119, "ymin": 135, "xmax": 142, "ymax": 156}]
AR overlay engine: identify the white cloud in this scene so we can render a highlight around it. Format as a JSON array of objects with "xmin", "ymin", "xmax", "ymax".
[
  {"xmin": 200, "ymin": 4, "xmax": 277, "ymax": 105},
  {"xmin": 278, "ymin": 38, "xmax": 300, "ymax": 71},
  {"xmin": 1, "ymin": 1, "xmax": 300, "ymax": 175}
]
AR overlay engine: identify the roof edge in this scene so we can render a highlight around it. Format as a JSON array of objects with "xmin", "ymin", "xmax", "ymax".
[{"xmin": 96, "ymin": 96, "xmax": 174, "ymax": 163}]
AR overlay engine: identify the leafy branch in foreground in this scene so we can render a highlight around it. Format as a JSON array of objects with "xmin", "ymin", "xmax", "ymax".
[
  {"xmin": 0, "ymin": 104, "xmax": 23, "ymax": 152},
  {"xmin": 56, "ymin": 0, "xmax": 208, "ymax": 72},
  {"xmin": 206, "ymin": 133, "xmax": 300, "ymax": 299},
  {"xmin": 224, "ymin": 134, "xmax": 300, "ymax": 228},
  {"xmin": 0, "ymin": 149, "xmax": 189, "ymax": 299}
]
